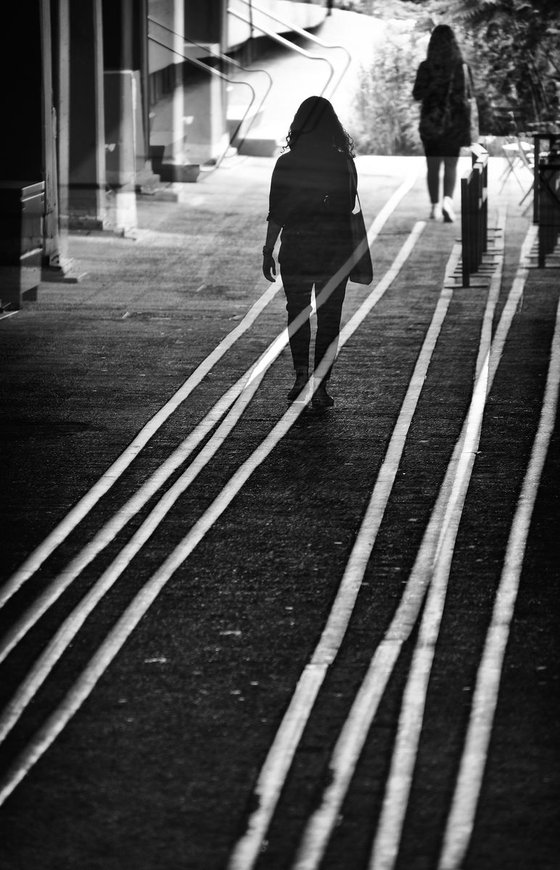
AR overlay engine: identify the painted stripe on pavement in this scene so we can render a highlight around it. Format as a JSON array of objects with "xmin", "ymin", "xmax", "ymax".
[
  {"xmin": 368, "ymin": 211, "xmax": 507, "ymax": 870},
  {"xmin": 0, "ymin": 221, "xmax": 424, "ymax": 807},
  {"xmin": 0, "ymin": 174, "xmax": 418, "ymax": 664},
  {"xmin": 228, "ymin": 237, "xmax": 456, "ymax": 870},
  {"xmin": 437, "ymin": 231, "xmax": 558, "ymax": 870},
  {"xmin": 295, "ymin": 218, "xmax": 534, "ymax": 870},
  {"xmin": 0, "ymin": 172, "xmax": 417, "ymax": 619},
  {"xmin": 0, "ymin": 279, "xmax": 282, "ymax": 609}
]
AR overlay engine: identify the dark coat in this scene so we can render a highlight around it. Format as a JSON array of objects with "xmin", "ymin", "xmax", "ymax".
[
  {"xmin": 267, "ymin": 145, "xmax": 356, "ymax": 278},
  {"xmin": 413, "ymin": 59, "xmax": 472, "ymax": 153}
]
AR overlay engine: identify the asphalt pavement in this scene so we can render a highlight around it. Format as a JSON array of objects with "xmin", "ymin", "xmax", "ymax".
[
  {"xmin": 1, "ymin": 6, "xmax": 560, "ymax": 862},
  {"xmin": 1, "ymin": 149, "xmax": 559, "ymax": 870}
]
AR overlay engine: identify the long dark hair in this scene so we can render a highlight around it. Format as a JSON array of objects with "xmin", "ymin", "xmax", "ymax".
[
  {"xmin": 426, "ymin": 24, "xmax": 463, "ymax": 69},
  {"xmin": 284, "ymin": 96, "xmax": 354, "ymax": 157}
]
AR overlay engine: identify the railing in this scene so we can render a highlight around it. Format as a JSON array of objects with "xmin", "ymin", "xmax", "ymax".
[
  {"xmin": 228, "ymin": 6, "xmax": 335, "ymax": 98},
  {"xmin": 148, "ymin": 16, "xmax": 273, "ymax": 156},
  {"xmin": 460, "ymin": 148, "xmax": 489, "ymax": 287},
  {"xmin": 147, "ymin": 21, "xmax": 258, "ymax": 168},
  {"xmin": 537, "ymin": 150, "xmax": 560, "ymax": 267},
  {"xmin": 236, "ymin": 0, "xmax": 350, "ymax": 101}
]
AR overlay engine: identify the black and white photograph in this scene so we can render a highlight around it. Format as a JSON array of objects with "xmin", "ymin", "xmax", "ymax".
[{"xmin": 1, "ymin": 1, "xmax": 559, "ymax": 868}]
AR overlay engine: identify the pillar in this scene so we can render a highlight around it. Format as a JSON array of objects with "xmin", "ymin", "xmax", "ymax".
[
  {"xmin": 183, "ymin": 0, "xmax": 229, "ymax": 165},
  {"xmin": 67, "ymin": 0, "xmax": 107, "ymax": 228},
  {"xmin": 0, "ymin": 2, "xmax": 46, "ymax": 306}
]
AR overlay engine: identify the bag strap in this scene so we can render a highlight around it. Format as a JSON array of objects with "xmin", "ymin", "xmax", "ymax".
[
  {"xmin": 347, "ymin": 157, "xmax": 359, "ymax": 212},
  {"xmin": 442, "ymin": 65, "xmax": 456, "ymax": 106},
  {"xmin": 463, "ymin": 63, "xmax": 475, "ymax": 98}
]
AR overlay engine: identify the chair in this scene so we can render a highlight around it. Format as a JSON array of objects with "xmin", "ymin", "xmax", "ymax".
[
  {"xmin": 498, "ymin": 136, "xmax": 535, "ymax": 212},
  {"xmin": 517, "ymin": 139, "xmax": 536, "ymax": 212},
  {"xmin": 498, "ymin": 136, "xmax": 534, "ymax": 194}
]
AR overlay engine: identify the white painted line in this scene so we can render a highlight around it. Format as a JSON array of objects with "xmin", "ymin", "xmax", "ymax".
[
  {"xmin": 295, "ymin": 216, "xmax": 515, "ymax": 870},
  {"xmin": 292, "ymin": 250, "xmax": 482, "ymax": 870},
  {"xmin": 0, "ymin": 174, "xmax": 417, "ymax": 665},
  {"xmin": 369, "ymin": 223, "xmax": 538, "ymax": 870},
  {"xmin": 293, "ymin": 638, "xmax": 406, "ymax": 870},
  {"xmin": 474, "ymin": 207, "xmax": 506, "ymax": 382},
  {"xmin": 0, "ymin": 366, "xmax": 263, "ymax": 666},
  {"xmin": 228, "ymin": 235, "xmax": 454, "ymax": 870},
  {"xmin": 0, "ymin": 362, "xmax": 270, "ymax": 745},
  {"xmin": 0, "ymin": 278, "xmax": 282, "ymax": 610},
  {"xmin": 0, "ymin": 311, "xmax": 18, "ymax": 321},
  {"xmin": 368, "ymin": 358, "xmax": 493, "ymax": 870},
  {"xmin": 0, "ymin": 317, "xmax": 320, "ymax": 667},
  {"xmin": 0, "ymin": 221, "xmax": 424, "ymax": 807},
  {"xmin": 437, "ymin": 240, "xmax": 559, "ymax": 870},
  {"xmin": 0, "ymin": 171, "xmax": 417, "ymax": 615}
]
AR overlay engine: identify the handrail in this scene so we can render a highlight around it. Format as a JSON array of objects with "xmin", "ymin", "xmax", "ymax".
[
  {"xmin": 148, "ymin": 15, "xmax": 273, "ymax": 151},
  {"xmin": 228, "ymin": 6, "xmax": 334, "ymax": 99},
  {"xmin": 147, "ymin": 27, "xmax": 257, "ymax": 168},
  {"xmin": 237, "ymin": 0, "xmax": 350, "ymax": 100}
]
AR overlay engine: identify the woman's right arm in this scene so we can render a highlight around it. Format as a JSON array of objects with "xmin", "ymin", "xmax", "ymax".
[
  {"xmin": 263, "ymin": 159, "xmax": 287, "ymax": 282},
  {"xmin": 413, "ymin": 61, "xmax": 430, "ymax": 101}
]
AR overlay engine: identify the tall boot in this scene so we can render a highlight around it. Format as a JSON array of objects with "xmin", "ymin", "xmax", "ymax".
[
  {"xmin": 312, "ymin": 378, "xmax": 335, "ymax": 410},
  {"xmin": 287, "ymin": 367, "xmax": 309, "ymax": 402}
]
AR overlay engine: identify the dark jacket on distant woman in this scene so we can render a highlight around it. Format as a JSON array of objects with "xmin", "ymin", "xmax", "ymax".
[
  {"xmin": 412, "ymin": 24, "xmax": 475, "ymax": 221},
  {"xmin": 413, "ymin": 37, "xmax": 472, "ymax": 156}
]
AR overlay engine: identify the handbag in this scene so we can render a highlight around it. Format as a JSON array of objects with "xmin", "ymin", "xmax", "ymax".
[
  {"xmin": 347, "ymin": 163, "xmax": 373, "ymax": 284},
  {"xmin": 462, "ymin": 63, "xmax": 479, "ymax": 145},
  {"xmin": 349, "ymin": 196, "xmax": 373, "ymax": 284}
]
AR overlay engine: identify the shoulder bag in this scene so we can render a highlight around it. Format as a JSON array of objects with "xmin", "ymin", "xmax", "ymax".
[
  {"xmin": 462, "ymin": 63, "xmax": 479, "ymax": 145},
  {"xmin": 348, "ymin": 162, "xmax": 373, "ymax": 285}
]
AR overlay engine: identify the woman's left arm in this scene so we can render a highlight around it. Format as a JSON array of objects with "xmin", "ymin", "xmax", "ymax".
[
  {"xmin": 262, "ymin": 160, "xmax": 286, "ymax": 281},
  {"xmin": 413, "ymin": 61, "xmax": 430, "ymax": 101},
  {"xmin": 262, "ymin": 219, "xmax": 281, "ymax": 282}
]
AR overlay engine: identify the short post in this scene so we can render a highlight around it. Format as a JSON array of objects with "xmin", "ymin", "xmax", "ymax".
[
  {"xmin": 460, "ymin": 149, "xmax": 489, "ymax": 287},
  {"xmin": 538, "ymin": 152, "xmax": 560, "ymax": 267},
  {"xmin": 461, "ymin": 174, "xmax": 471, "ymax": 287}
]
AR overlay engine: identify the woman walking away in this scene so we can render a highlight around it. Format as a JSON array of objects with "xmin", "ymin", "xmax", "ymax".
[
  {"xmin": 413, "ymin": 24, "xmax": 475, "ymax": 222},
  {"xmin": 262, "ymin": 96, "xmax": 357, "ymax": 410}
]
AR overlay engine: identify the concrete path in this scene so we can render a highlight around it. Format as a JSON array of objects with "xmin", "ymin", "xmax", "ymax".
[{"xmin": 0, "ymin": 117, "xmax": 558, "ymax": 870}]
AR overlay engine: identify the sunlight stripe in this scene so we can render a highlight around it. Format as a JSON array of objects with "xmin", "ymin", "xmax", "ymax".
[
  {"xmin": 294, "ymin": 214, "xmax": 522, "ymax": 870},
  {"xmin": 0, "ymin": 279, "xmax": 282, "ymax": 609},
  {"xmin": 0, "ymin": 170, "xmax": 417, "ymax": 620},
  {"xmin": 0, "ymin": 174, "xmax": 417, "ymax": 666},
  {"xmin": 0, "ymin": 222, "xmax": 424, "ymax": 807},
  {"xmin": 228, "ymin": 234, "xmax": 453, "ymax": 870},
  {"xmin": 437, "ymin": 248, "xmax": 560, "ymax": 870}
]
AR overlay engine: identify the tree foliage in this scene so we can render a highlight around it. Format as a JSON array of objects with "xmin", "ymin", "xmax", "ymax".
[
  {"xmin": 345, "ymin": 0, "xmax": 560, "ymax": 154},
  {"xmin": 428, "ymin": 0, "xmax": 560, "ymax": 129},
  {"xmin": 349, "ymin": 23, "xmax": 426, "ymax": 154}
]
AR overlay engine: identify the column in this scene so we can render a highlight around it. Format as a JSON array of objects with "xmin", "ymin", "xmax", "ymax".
[{"xmin": 67, "ymin": 0, "xmax": 107, "ymax": 228}]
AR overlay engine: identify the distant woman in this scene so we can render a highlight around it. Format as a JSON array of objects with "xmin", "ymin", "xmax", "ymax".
[
  {"xmin": 262, "ymin": 96, "xmax": 357, "ymax": 410},
  {"xmin": 413, "ymin": 24, "xmax": 475, "ymax": 222}
]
